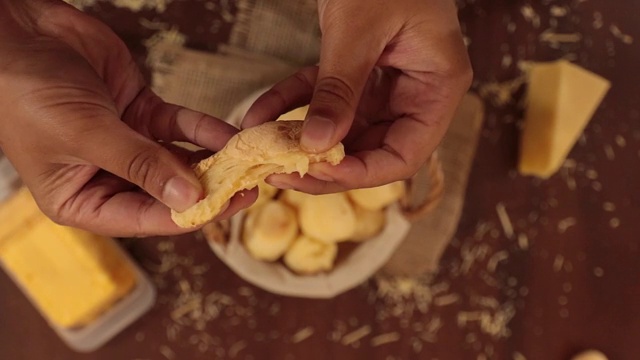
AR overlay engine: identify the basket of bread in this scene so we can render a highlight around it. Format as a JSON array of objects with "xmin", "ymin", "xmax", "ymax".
[{"xmin": 170, "ymin": 92, "xmax": 444, "ymax": 298}]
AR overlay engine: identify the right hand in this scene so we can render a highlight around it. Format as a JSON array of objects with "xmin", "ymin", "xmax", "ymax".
[
  {"xmin": 0, "ymin": 1, "xmax": 256, "ymax": 237},
  {"xmin": 242, "ymin": 0, "xmax": 471, "ymax": 194}
]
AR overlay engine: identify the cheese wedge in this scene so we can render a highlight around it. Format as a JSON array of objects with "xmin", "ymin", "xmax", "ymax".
[
  {"xmin": 0, "ymin": 188, "xmax": 137, "ymax": 328},
  {"xmin": 172, "ymin": 121, "xmax": 345, "ymax": 228},
  {"xmin": 519, "ymin": 60, "xmax": 611, "ymax": 178}
]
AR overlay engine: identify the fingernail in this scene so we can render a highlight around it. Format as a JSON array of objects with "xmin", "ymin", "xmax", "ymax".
[
  {"xmin": 163, "ymin": 176, "xmax": 201, "ymax": 212},
  {"xmin": 301, "ymin": 116, "xmax": 336, "ymax": 152}
]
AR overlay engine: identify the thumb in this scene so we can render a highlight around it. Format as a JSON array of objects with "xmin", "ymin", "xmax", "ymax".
[
  {"xmin": 302, "ymin": 16, "xmax": 386, "ymax": 153},
  {"xmin": 83, "ymin": 121, "xmax": 202, "ymax": 212}
]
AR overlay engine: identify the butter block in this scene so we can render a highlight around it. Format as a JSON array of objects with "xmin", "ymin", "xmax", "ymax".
[
  {"xmin": 0, "ymin": 188, "xmax": 136, "ymax": 328},
  {"xmin": 519, "ymin": 60, "xmax": 611, "ymax": 178}
]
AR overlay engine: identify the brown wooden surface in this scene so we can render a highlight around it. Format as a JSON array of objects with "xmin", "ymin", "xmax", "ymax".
[{"xmin": 1, "ymin": 1, "xmax": 639, "ymax": 359}]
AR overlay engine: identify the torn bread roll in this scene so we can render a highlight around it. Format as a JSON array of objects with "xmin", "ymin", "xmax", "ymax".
[
  {"xmin": 243, "ymin": 201, "xmax": 298, "ymax": 261},
  {"xmin": 347, "ymin": 181, "xmax": 405, "ymax": 211},
  {"xmin": 298, "ymin": 193, "xmax": 356, "ymax": 243},
  {"xmin": 283, "ymin": 235, "xmax": 338, "ymax": 275},
  {"xmin": 171, "ymin": 121, "xmax": 345, "ymax": 228}
]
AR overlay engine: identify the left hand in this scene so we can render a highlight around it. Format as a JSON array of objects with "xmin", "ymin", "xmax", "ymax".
[
  {"xmin": 0, "ymin": 1, "xmax": 255, "ymax": 237},
  {"xmin": 242, "ymin": 0, "xmax": 472, "ymax": 193}
]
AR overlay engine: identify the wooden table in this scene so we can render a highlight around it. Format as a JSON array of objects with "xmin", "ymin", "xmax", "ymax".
[{"xmin": 1, "ymin": 1, "xmax": 639, "ymax": 359}]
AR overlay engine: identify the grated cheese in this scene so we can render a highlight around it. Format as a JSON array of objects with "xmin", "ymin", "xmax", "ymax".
[
  {"xmin": 341, "ymin": 325, "xmax": 372, "ymax": 346},
  {"xmin": 291, "ymin": 327, "xmax": 314, "ymax": 343},
  {"xmin": 370, "ymin": 332, "xmax": 401, "ymax": 347},
  {"xmin": 496, "ymin": 203, "xmax": 515, "ymax": 239}
]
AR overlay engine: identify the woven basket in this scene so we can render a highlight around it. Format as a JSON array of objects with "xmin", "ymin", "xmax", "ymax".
[{"xmin": 200, "ymin": 89, "xmax": 444, "ymax": 299}]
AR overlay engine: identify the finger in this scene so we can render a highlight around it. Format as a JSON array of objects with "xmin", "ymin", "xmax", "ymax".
[
  {"xmin": 320, "ymin": 117, "xmax": 448, "ymax": 188},
  {"xmin": 267, "ymin": 115, "xmax": 446, "ymax": 193},
  {"xmin": 54, "ymin": 176, "xmax": 258, "ymax": 238},
  {"xmin": 37, "ymin": 3, "xmax": 146, "ymax": 112},
  {"xmin": 63, "ymin": 190, "xmax": 191, "ymax": 237},
  {"xmin": 124, "ymin": 88, "xmax": 239, "ymax": 152},
  {"xmin": 302, "ymin": 14, "xmax": 389, "ymax": 153},
  {"xmin": 241, "ymin": 67, "xmax": 317, "ymax": 129},
  {"xmin": 215, "ymin": 188, "xmax": 259, "ymax": 220},
  {"xmin": 265, "ymin": 173, "xmax": 346, "ymax": 194},
  {"xmin": 78, "ymin": 119, "xmax": 203, "ymax": 212}
]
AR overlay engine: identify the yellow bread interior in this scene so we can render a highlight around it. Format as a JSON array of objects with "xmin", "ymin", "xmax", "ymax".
[{"xmin": 172, "ymin": 121, "xmax": 345, "ymax": 228}]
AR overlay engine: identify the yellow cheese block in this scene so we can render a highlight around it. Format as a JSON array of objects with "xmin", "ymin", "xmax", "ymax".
[
  {"xmin": 0, "ymin": 188, "xmax": 136, "ymax": 328},
  {"xmin": 519, "ymin": 60, "xmax": 611, "ymax": 178}
]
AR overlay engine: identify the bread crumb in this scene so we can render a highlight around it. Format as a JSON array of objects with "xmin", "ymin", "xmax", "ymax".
[
  {"xmin": 557, "ymin": 218, "xmax": 577, "ymax": 233},
  {"xmin": 593, "ymin": 267, "xmax": 604, "ymax": 277},
  {"xmin": 517, "ymin": 233, "xmax": 529, "ymax": 250},
  {"xmin": 609, "ymin": 218, "xmax": 620, "ymax": 228},
  {"xmin": 603, "ymin": 145, "xmax": 615, "ymax": 160},
  {"xmin": 553, "ymin": 255, "xmax": 565, "ymax": 272},
  {"xmin": 550, "ymin": 5, "xmax": 568, "ymax": 17},
  {"xmin": 602, "ymin": 202, "xmax": 616, "ymax": 212}
]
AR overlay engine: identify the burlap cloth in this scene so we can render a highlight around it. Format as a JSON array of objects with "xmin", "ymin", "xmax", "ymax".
[{"xmin": 149, "ymin": 0, "xmax": 484, "ymax": 276}]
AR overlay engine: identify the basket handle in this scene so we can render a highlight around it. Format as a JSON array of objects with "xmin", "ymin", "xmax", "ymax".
[{"xmin": 400, "ymin": 151, "xmax": 445, "ymax": 222}]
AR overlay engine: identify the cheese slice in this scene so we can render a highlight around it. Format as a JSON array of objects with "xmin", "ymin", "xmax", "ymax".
[
  {"xmin": 518, "ymin": 60, "xmax": 611, "ymax": 178},
  {"xmin": 0, "ymin": 188, "xmax": 136, "ymax": 328}
]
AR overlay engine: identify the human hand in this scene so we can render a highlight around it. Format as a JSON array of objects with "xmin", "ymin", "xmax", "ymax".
[
  {"xmin": 242, "ymin": 0, "xmax": 471, "ymax": 193},
  {"xmin": 0, "ymin": 1, "xmax": 255, "ymax": 237}
]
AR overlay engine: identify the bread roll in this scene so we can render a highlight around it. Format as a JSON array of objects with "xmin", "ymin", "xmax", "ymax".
[
  {"xmin": 299, "ymin": 193, "xmax": 356, "ymax": 243},
  {"xmin": 347, "ymin": 181, "xmax": 405, "ymax": 211},
  {"xmin": 243, "ymin": 201, "xmax": 298, "ymax": 261},
  {"xmin": 350, "ymin": 205, "xmax": 386, "ymax": 242},
  {"xmin": 283, "ymin": 235, "xmax": 338, "ymax": 274},
  {"xmin": 171, "ymin": 121, "xmax": 344, "ymax": 228},
  {"xmin": 279, "ymin": 189, "xmax": 311, "ymax": 209}
]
